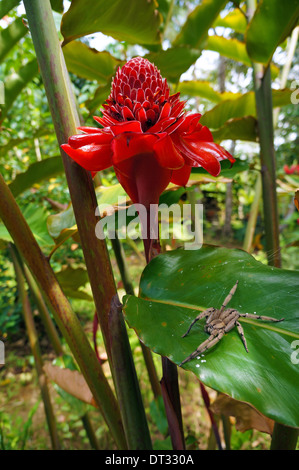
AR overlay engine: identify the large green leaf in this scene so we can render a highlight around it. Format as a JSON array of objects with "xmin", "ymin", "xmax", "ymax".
[
  {"xmin": 212, "ymin": 116, "xmax": 258, "ymax": 143},
  {"xmin": 178, "ymin": 80, "xmax": 241, "ymax": 103},
  {"xmin": 205, "ymin": 36, "xmax": 251, "ymax": 67},
  {"xmin": 61, "ymin": 0, "xmax": 161, "ymax": 46},
  {"xmin": 123, "ymin": 246, "xmax": 299, "ymax": 428},
  {"xmin": 0, "ymin": 16, "xmax": 27, "ymax": 63},
  {"xmin": 63, "ymin": 41, "xmax": 122, "ymax": 83},
  {"xmin": 200, "ymin": 88, "xmax": 293, "ymax": 129},
  {"xmin": 173, "ymin": 0, "xmax": 227, "ymax": 48},
  {"xmin": 8, "ymin": 156, "xmax": 64, "ymax": 197},
  {"xmin": 55, "ymin": 266, "xmax": 93, "ymax": 301},
  {"xmin": 213, "ymin": 9, "xmax": 247, "ymax": 34},
  {"xmin": 245, "ymin": 0, "xmax": 299, "ymax": 64},
  {"xmin": 145, "ymin": 47, "xmax": 201, "ymax": 83},
  {"xmin": 0, "ymin": 0, "xmax": 20, "ymax": 18},
  {"xmin": 47, "ymin": 183, "xmax": 128, "ymax": 240}
]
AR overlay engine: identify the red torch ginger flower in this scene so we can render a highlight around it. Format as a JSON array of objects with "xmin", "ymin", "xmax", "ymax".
[{"xmin": 62, "ymin": 57, "xmax": 234, "ymax": 210}]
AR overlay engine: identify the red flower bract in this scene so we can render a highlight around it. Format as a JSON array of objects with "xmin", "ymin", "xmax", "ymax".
[{"xmin": 61, "ymin": 57, "xmax": 235, "ymax": 208}]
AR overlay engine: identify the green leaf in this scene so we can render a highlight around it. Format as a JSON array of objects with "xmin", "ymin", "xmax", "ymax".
[
  {"xmin": 213, "ymin": 9, "xmax": 247, "ymax": 34},
  {"xmin": 178, "ymin": 80, "xmax": 241, "ymax": 103},
  {"xmin": 212, "ymin": 116, "xmax": 258, "ymax": 143},
  {"xmin": 200, "ymin": 89, "xmax": 293, "ymax": 129},
  {"xmin": 205, "ymin": 36, "xmax": 252, "ymax": 67},
  {"xmin": 47, "ymin": 183, "xmax": 128, "ymax": 240},
  {"xmin": 245, "ymin": 0, "xmax": 299, "ymax": 64},
  {"xmin": 191, "ymin": 158, "xmax": 249, "ymax": 179},
  {"xmin": 123, "ymin": 245, "xmax": 299, "ymax": 428},
  {"xmin": 8, "ymin": 156, "xmax": 64, "ymax": 197},
  {"xmin": 0, "ymin": 204, "xmax": 53, "ymax": 248},
  {"xmin": 61, "ymin": 0, "xmax": 161, "ymax": 46},
  {"xmin": 55, "ymin": 266, "xmax": 93, "ymax": 301},
  {"xmin": 0, "ymin": 59, "xmax": 39, "ymax": 122},
  {"xmin": 63, "ymin": 41, "xmax": 122, "ymax": 83},
  {"xmin": 0, "ymin": 16, "xmax": 28, "ymax": 63},
  {"xmin": 145, "ymin": 47, "xmax": 201, "ymax": 83},
  {"xmin": 85, "ymin": 82, "xmax": 112, "ymax": 114},
  {"xmin": 0, "ymin": 0, "xmax": 20, "ymax": 18},
  {"xmin": 173, "ymin": 0, "xmax": 228, "ymax": 48}
]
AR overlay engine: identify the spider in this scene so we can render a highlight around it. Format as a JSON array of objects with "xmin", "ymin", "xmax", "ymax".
[{"xmin": 179, "ymin": 280, "xmax": 284, "ymax": 366}]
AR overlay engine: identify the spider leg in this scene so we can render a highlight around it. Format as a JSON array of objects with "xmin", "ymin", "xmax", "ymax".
[
  {"xmin": 219, "ymin": 280, "xmax": 239, "ymax": 314},
  {"xmin": 181, "ymin": 308, "xmax": 216, "ymax": 338},
  {"xmin": 179, "ymin": 331, "xmax": 224, "ymax": 366},
  {"xmin": 235, "ymin": 320, "xmax": 249, "ymax": 353},
  {"xmin": 239, "ymin": 313, "xmax": 284, "ymax": 322}
]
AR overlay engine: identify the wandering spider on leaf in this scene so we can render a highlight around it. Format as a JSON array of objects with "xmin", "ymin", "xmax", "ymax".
[{"xmin": 179, "ymin": 280, "xmax": 284, "ymax": 366}]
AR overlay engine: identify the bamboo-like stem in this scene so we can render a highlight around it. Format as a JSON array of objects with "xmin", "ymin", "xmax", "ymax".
[
  {"xmin": 253, "ymin": 63, "xmax": 281, "ymax": 267},
  {"xmin": 243, "ymin": 26, "xmax": 298, "ymax": 255},
  {"xmin": 0, "ymin": 173, "xmax": 126, "ymax": 449},
  {"xmin": 242, "ymin": 172, "xmax": 262, "ymax": 253},
  {"xmin": 247, "ymin": 0, "xmax": 298, "ymax": 448},
  {"xmin": 81, "ymin": 413, "xmax": 100, "ymax": 450},
  {"xmin": 23, "ymin": 259, "xmax": 100, "ymax": 451},
  {"xmin": 23, "ymin": 263, "xmax": 63, "ymax": 357},
  {"xmin": 142, "ymin": 220, "xmax": 185, "ymax": 449},
  {"xmin": 23, "ymin": 0, "xmax": 116, "ymax": 364},
  {"xmin": 108, "ymin": 295, "xmax": 152, "ymax": 449},
  {"xmin": 270, "ymin": 423, "xmax": 298, "ymax": 450},
  {"xmin": 9, "ymin": 244, "xmax": 61, "ymax": 450},
  {"xmin": 161, "ymin": 357, "xmax": 185, "ymax": 450}
]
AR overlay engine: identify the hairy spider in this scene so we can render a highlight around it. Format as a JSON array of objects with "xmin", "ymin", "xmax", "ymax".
[{"xmin": 180, "ymin": 280, "xmax": 284, "ymax": 366}]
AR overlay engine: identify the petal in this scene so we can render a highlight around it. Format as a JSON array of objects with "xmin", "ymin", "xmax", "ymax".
[
  {"xmin": 61, "ymin": 143, "xmax": 113, "ymax": 172},
  {"xmin": 173, "ymin": 138, "xmax": 221, "ymax": 176},
  {"xmin": 111, "ymin": 132, "xmax": 158, "ymax": 165},
  {"xmin": 110, "ymin": 121, "xmax": 142, "ymax": 136},
  {"xmin": 170, "ymin": 164, "xmax": 192, "ymax": 186},
  {"xmin": 183, "ymin": 125, "xmax": 213, "ymax": 142},
  {"xmin": 68, "ymin": 132, "xmax": 112, "ymax": 149},
  {"xmin": 153, "ymin": 134, "xmax": 185, "ymax": 169},
  {"xmin": 176, "ymin": 113, "xmax": 202, "ymax": 134},
  {"xmin": 77, "ymin": 126, "xmax": 103, "ymax": 134}
]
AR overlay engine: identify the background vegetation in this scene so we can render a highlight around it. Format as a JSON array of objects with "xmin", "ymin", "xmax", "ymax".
[{"xmin": 0, "ymin": 0, "xmax": 298, "ymax": 450}]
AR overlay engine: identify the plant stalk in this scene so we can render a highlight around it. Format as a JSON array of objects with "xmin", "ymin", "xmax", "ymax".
[
  {"xmin": 0, "ymin": 173, "xmax": 126, "ymax": 449},
  {"xmin": 108, "ymin": 295, "xmax": 152, "ymax": 449},
  {"xmin": 22, "ymin": 262, "xmax": 63, "ymax": 357},
  {"xmin": 111, "ymin": 234, "xmax": 161, "ymax": 399},
  {"xmin": 23, "ymin": 0, "xmax": 117, "ymax": 364},
  {"xmin": 270, "ymin": 423, "xmax": 298, "ymax": 450},
  {"xmin": 9, "ymin": 244, "xmax": 61, "ymax": 450},
  {"xmin": 23, "ymin": 0, "xmax": 155, "ymax": 449}
]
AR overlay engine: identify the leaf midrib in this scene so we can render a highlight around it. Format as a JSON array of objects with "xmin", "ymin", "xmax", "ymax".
[{"xmin": 140, "ymin": 296, "xmax": 299, "ymax": 339}]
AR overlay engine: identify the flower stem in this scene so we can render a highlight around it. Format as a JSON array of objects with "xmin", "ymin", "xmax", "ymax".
[
  {"xmin": 111, "ymin": 234, "xmax": 161, "ymax": 399},
  {"xmin": 142, "ymin": 213, "xmax": 185, "ymax": 449},
  {"xmin": 108, "ymin": 295, "xmax": 152, "ymax": 449}
]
